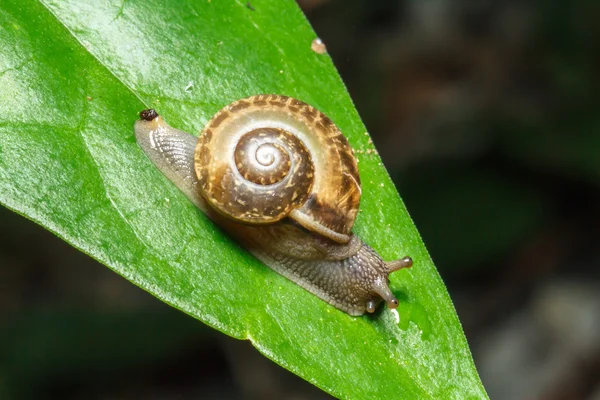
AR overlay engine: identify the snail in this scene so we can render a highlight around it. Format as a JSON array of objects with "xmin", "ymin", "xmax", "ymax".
[{"xmin": 134, "ymin": 94, "xmax": 412, "ymax": 316}]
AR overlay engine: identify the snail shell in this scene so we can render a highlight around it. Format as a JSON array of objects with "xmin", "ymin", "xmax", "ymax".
[
  {"xmin": 134, "ymin": 95, "xmax": 412, "ymax": 316},
  {"xmin": 194, "ymin": 96, "xmax": 361, "ymax": 243}
]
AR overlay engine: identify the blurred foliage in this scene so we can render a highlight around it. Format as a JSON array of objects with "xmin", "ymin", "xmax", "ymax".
[{"xmin": 2, "ymin": 310, "xmax": 207, "ymax": 399}]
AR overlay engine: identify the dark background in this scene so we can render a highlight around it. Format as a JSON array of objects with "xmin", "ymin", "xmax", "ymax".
[{"xmin": 2, "ymin": 0, "xmax": 600, "ymax": 398}]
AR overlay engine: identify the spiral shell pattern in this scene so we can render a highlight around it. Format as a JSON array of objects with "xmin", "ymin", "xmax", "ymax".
[
  {"xmin": 198, "ymin": 125, "xmax": 314, "ymax": 223},
  {"xmin": 195, "ymin": 95, "xmax": 361, "ymax": 239}
]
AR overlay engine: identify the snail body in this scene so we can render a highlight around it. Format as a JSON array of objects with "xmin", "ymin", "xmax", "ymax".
[{"xmin": 134, "ymin": 94, "xmax": 411, "ymax": 316}]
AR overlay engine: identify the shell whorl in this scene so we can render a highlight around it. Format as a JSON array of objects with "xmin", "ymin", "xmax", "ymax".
[
  {"xmin": 197, "ymin": 126, "xmax": 314, "ymax": 224},
  {"xmin": 194, "ymin": 95, "xmax": 361, "ymax": 242}
]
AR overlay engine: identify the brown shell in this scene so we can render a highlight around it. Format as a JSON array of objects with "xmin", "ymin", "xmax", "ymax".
[{"xmin": 194, "ymin": 94, "xmax": 361, "ymax": 242}]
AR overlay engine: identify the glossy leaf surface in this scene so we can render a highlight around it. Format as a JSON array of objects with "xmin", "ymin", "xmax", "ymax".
[{"xmin": 0, "ymin": 1, "xmax": 487, "ymax": 398}]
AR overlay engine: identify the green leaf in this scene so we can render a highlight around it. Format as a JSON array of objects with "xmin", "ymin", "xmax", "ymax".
[{"xmin": 0, "ymin": 0, "xmax": 488, "ymax": 398}]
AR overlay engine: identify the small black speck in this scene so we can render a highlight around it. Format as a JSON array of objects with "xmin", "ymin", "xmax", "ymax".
[
  {"xmin": 246, "ymin": 1, "xmax": 255, "ymax": 11},
  {"xmin": 139, "ymin": 109, "xmax": 159, "ymax": 121}
]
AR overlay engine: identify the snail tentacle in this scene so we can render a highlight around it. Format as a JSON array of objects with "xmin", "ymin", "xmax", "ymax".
[{"xmin": 385, "ymin": 256, "xmax": 413, "ymax": 273}]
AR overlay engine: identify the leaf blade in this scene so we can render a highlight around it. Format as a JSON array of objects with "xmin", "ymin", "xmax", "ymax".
[{"xmin": 0, "ymin": 0, "xmax": 488, "ymax": 398}]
